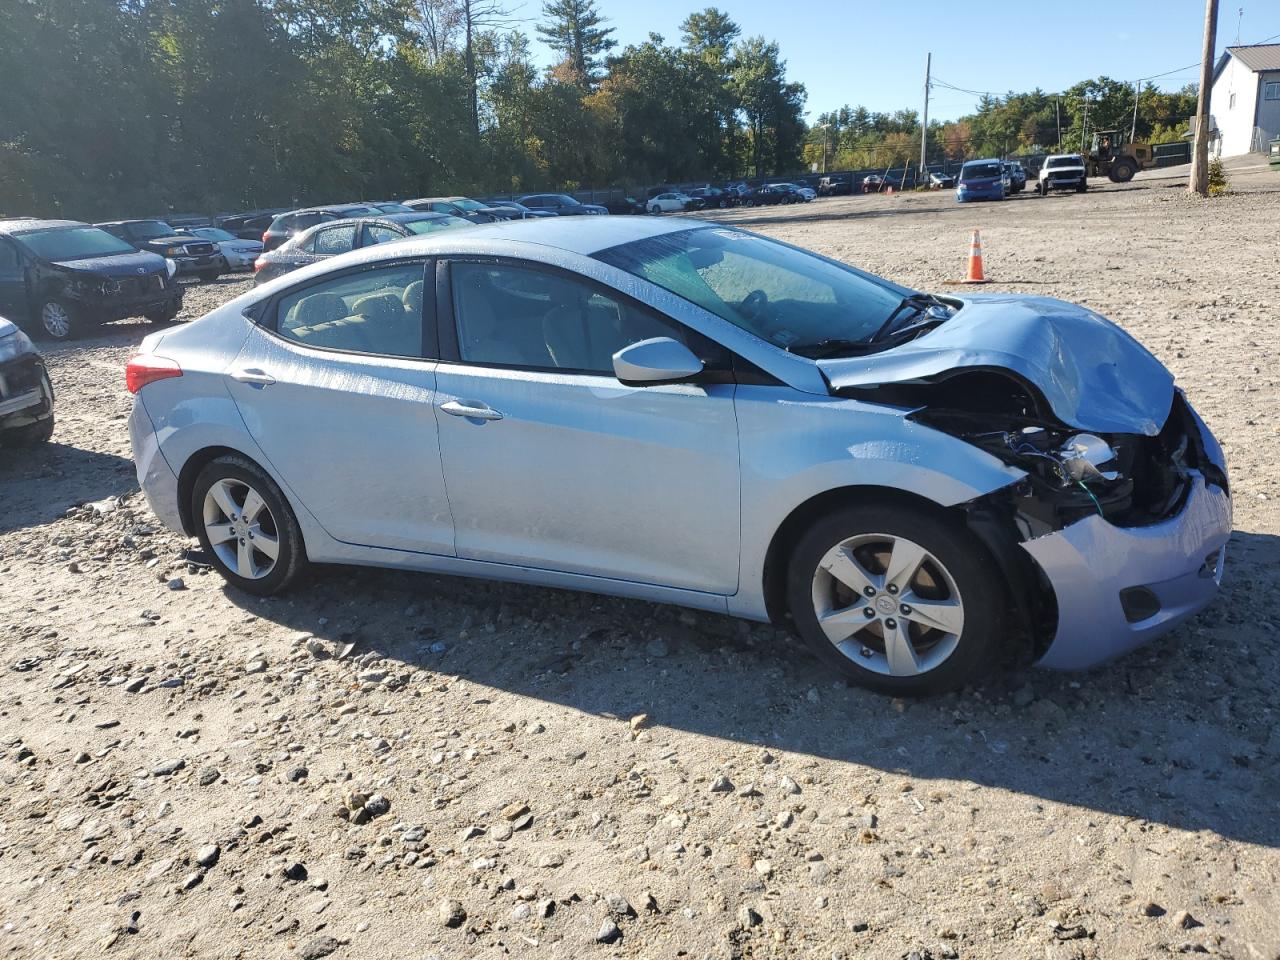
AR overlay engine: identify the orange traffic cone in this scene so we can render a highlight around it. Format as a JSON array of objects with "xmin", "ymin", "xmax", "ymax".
[
  {"xmin": 886, "ymin": 185, "xmax": 894, "ymax": 195},
  {"xmin": 962, "ymin": 229, "xmax": 989, "ymax": 283}
]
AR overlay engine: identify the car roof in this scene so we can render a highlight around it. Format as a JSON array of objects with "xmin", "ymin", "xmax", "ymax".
[
  {"xmin": 0, "ymin": 218, "xmax": 87, "ymax": 235},
  {"xmin": 96, "ymin": 219, "xmax": 172, "ymax": 227},
  {"xmin": 355, "ymin": 214, "xmax": 701, "ymax": 258}
]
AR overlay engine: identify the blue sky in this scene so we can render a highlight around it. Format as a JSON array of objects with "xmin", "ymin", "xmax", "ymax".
[{"xmin": 525, "ymin": 0, "xmax": 1279, "ymax": 121}]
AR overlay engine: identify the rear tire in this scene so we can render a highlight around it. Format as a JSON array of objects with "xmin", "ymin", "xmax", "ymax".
[
  {"xmin": 198, "ymin": 269, "xmax": 221, "ymax": 283},
  {"xmin": 785, "ymin": 501, "xmax": 1005, "ymax": 696},
  {"xmin": 192, "ymin": 455, "xmax": 308, "ymax": 596},
  {"xmin": 2, "ymin": 414, "xmax": 54, "ymax": 446}
]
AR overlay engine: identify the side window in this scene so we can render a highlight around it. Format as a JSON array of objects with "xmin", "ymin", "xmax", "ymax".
[
  {"xmin": 275, "ymin": 263, "xmax": 427, "ymax": 358},
  {"xmin": 314, "ymin": 225, "xmax": 357, "ymax": 255},
  {"xmin": 452, "ymin": 262, "xmax": 685, "ymax": 374},
  {"xmin": 0, "ymin": 239, "xmax": 20, "ymax": 277},
  {"xmin": 362, "ymin": 224, "xmax": 402, "ymax": 246}
]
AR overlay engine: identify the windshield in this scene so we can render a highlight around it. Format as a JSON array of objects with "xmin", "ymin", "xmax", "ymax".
[
  {"xmin": 961, "ymin": 162, "xmax": 1002, "ymax": 179},
  {"xmin": 404, "ymin": 215, "xmax": 470, "ymax": 234},
  {"xmin": 15, "ymin": 226, "xmax": 137, "ymax": 261},
  {"xmin": 373, "ymin": 202, "xmax": 413, "ymax": 213},
  {"xmin": 1047, "ymin": 156, "xmax": 1081, "ymax": 168},
  {"xmin": 193, "ymin": 227, "xmax": 235, "ymax": 241},
  {"xmin": 555, "ymin": 195, "xmax": 581, "ymax": 205},
  {"xmin": 596, "ymin": 227, "xmax": 910, "ymax": 354},
  {"xmin": 450, "ymin": 198, "xmax": 487, "ymax": 211}
]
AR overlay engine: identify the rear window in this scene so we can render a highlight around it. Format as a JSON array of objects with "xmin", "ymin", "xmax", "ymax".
[
  {"xmin": 961, "ymin": 163, "xmax": 1002, "ymax": 179},
  {"xmin": 1046, "ymin": 156, "xmax": 1082, "ymax": 169}
]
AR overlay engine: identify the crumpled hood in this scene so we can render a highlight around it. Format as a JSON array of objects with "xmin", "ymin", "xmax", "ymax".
[
  {"xmin": 52, "ymin": 251, "xmax": 167, "ymax": 278},
  {"xmin": 818, "ymin": 294, "xmax": 1175, "ymax": 436}
]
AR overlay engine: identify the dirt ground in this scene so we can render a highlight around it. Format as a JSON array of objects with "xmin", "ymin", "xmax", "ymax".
[{"xmin": 2, "ymin": 158, "xmax": 1278, "ymax": 960}]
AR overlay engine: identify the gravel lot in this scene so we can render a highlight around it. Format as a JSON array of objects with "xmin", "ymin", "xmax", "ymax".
[{"xmin": 2, "ymin": 159, "xmax": 1278, "ymax": 960}]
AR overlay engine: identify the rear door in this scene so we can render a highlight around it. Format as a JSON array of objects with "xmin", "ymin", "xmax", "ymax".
[
  {"xmin": 225, "ymin": 258, "xmax": 453, "ymax": 554},
  {"xmin": 431, "ymin": 258, "xmax": 741, "ymax": 594}
]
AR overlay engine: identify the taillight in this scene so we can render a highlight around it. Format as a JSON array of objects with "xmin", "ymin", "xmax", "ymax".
[
  {"xmin": 126, "ymin": 354, "xmax": 183, "ymax": 394},
  {"xmin": 262, "ymin": 231, "xmax": 270, "ymax": 243},
  {"xmin": 253, "ymin": 256, "xmax": 266, "ymax": 273}
]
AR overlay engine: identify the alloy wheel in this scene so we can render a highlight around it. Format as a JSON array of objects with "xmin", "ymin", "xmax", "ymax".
[
  {"xmin": 41, "ymin": 302, "xmax": 72, "ymax": 339},
  {"xmin": 202, "ymin": 477, "xmax": 281, "ymax": 580},
  {"xmin": 810, "ymin": 533, "xmax": 965, "ymax": 677}
]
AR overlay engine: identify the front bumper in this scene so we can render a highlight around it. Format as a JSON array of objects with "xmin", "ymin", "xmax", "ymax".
[
  {"xmin": 0, "ymin": 354, "xmax": 53, "ymax": 428},
  {"xmin": 170, "ymin": 252, "xmax": 221, "ymax": 276},
  {"xmin": 222, "ymin": 249, "xmax": 258, "ymax": 270},
  {"xmin": 1026, "ymin": 460, "xmax": 1232, "ymax": 669},
  {"xmin": 72, "ymin": 278, "xmax": 183, "ymax": 321}
]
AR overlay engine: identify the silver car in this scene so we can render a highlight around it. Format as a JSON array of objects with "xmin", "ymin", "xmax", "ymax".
[{"xmin": 126, "ymin": 218, "xmax": 1231, "ymax": 695}]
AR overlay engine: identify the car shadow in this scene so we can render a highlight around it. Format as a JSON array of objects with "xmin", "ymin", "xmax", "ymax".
[
  {"xmin": 0, "ymin": 442, "xmax": 137, "ymax": 534},
  {"xmin": 222, "ymin": 526, "xmax": 1280, "ymax": 849}
]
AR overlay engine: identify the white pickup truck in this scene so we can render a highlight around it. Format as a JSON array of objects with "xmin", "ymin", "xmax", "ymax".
[{"xmin": 1037, "ymin": 154, "xmax": 1088, "ymax": 195}]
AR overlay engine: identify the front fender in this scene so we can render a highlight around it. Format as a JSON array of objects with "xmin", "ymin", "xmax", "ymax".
[{"xmin": 729, "ymin": 386, "xmax": 1024, "ymax": 620}]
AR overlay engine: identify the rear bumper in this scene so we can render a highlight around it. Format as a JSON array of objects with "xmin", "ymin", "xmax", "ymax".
[
  {"xmin": 1026, "ymin": 408, "xmax": 1231, "ymax": 670},
  {"xmin": 129, "ymin": 397, "xmax": 185, "ymax": 533}
]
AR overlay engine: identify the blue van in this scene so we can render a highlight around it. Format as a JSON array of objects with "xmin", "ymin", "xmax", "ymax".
[{"xmin": 955, "ymin": 159, "xmax": 1008, "ymax": 202}]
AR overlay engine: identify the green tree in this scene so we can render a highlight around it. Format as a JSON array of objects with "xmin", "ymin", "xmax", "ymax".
[{"xmin": 535, "ymin": 0, "xmax": 615, "ymax": 84}]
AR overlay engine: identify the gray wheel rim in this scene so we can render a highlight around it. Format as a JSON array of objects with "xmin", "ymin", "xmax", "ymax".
[
  {"xmin": 810, "ymin": 533, "xmax": 964, "ymax": 678},
  {"xmin": 202, "ymin": 478, "xmax": 280, "ymax": 580},
  {"xmin": 41, "ymin": 302, "xmax": 71, "ymax": 339}
]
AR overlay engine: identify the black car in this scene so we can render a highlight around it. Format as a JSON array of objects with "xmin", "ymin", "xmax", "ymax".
[
  {"xmin": 600, "ymin": 196, "xmax": 646, "ymax": 215},
  {"xmin": 96, "ymin": 219, "xmax": 222, "ymax": 282},
  {"xmin": 739, "ymin": 185, "xmax": 789, "ymax": 206},
  {"xmin": 480, "ymin": 199, "xmax": 558, "ymax": 219},
  {"xmin": 0, "ymin": 313, "xmax": 54, "ymax": 445},
  {"xmin": 687, "ymin": 186, "xmax": 732, "ymax": 209},
  {"xmin": 0, "ymin": 219, "xmax": 182, "ymax": 340},
  {"xmin": 515, "ymin": 194, "xmax": 609, "ymax": 216},
  {"xmin": 253, "ymin": 212, "xmax": 471, "ymax": 285},
  {"xmin": 216, "ymin": 209, "xmax": 290, "ymax": 242},
  {"xmin": 261, "ymin": 205, "xmax": 383, "ymax": 252}
]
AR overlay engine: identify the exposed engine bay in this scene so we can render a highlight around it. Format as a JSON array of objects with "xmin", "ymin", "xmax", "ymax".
[{"xmin": 841, "ymin": 370, "xmax": 1227, "ymax": 539}]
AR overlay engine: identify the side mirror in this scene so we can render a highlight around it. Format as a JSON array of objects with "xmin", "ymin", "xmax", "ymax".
[{"xmin": 612, "ymin": 337, "xmax": 704, "ymax": 385}]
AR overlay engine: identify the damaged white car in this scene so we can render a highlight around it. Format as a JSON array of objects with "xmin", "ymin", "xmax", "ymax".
[{"xmin": 126, "ymin": 218, "xmax": 1230, "ymax": 695}]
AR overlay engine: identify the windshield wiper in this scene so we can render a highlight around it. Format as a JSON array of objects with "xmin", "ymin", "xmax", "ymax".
[{"xmin": 869, "ymin": 293, "xmax": 952, "ymax": 342}]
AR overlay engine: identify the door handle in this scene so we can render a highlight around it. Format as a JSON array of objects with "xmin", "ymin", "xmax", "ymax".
[
  {"xmin": 230, "ymin": 367, "xmax": 275, "ymax": 386},
  {"xmin": 440, "ymin": 399, "xmax": 503, "ymax": 421}
]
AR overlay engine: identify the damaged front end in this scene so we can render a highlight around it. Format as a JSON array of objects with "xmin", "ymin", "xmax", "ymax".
[{"xmin": 838, "ymin": 369, "xmax": 1232, "ymax": 670}]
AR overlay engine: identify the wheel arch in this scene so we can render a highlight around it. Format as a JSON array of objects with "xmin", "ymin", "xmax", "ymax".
[
  {"xmin": 758, "ymin": 483, "xmax": 1049, "ymax": 664},
  {"xmin": 760, "ymin": 485, "xmax": 957, "ymax": 626}
]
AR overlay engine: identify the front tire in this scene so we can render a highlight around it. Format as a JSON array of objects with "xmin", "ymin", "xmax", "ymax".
[
  {"xmin": 2, "ymin": 414, "xmax": 54, "ymax": 446},
  {"xmin": 192, "ymin": 455, "xmax": 308, "ymax": 596},
  {"xmin": 786, "ymin": 502, "xmax": 1005, "ymax": 696},
  {"xmin": 37, "ymin": 299, "xmax": 80, "ymax": 341}
]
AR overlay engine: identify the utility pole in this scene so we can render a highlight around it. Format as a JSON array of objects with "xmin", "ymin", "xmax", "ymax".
[
  {"xmin": 1055, "ymin": 95, "xmax": 1061, "ymax": 148},
  {"xmin": 1081, "ymin": 98, "xmax": 1089, "ymax": 154},
  {"xmin": 1189, "ymin": 0, "xmax": 1220, "ymax": 196},
  {"xmin": 920, "ymin": 52, "xmax": 931, "ymax": 175},
  {"xmin": 1130, "ymin": 79, "xmax": 1141, "ymax": 143}
]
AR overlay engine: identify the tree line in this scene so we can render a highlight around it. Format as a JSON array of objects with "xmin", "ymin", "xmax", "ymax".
[
  {"xmin": 806, "ymin": 77, "xmax": 1199, "ymax": 171},
  {"xmin": 0, "ymin": 0, "xmax": 806, "ymax": 220}
]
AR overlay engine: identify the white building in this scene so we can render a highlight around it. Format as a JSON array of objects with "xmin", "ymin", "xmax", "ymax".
[{"xmin": 1209, "ymin": 43, "xmax": 1280, "ymax": 157}]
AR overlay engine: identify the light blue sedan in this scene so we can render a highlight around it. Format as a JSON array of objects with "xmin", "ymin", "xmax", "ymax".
[{"xmin": 126, "ymin": 218, "xmax": 1230, "ymax": 695}]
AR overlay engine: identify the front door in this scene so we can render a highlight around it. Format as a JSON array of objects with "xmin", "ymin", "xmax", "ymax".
[
  {"xmin": 433, "ymin": 259, "xmax": 741, "ymax": 594},
  {"xmin": 225, "ymin": 260, "xmax": 454, "ymax": 555},
  {"xmin": 0, "ymin": 239, "xmax": 30, "ymax": 325}
]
